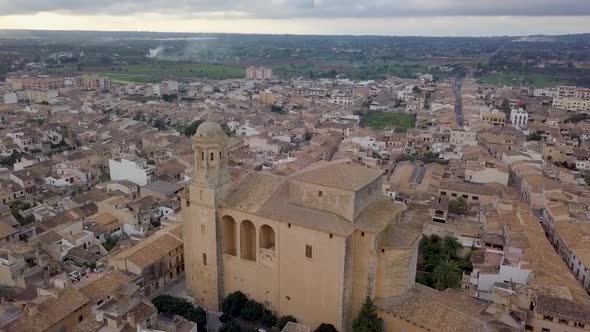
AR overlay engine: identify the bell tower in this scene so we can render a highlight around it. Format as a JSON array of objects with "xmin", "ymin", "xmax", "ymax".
[{"xmin": 183, "ymin": 122, "xmax": 231, "ymax": 310}]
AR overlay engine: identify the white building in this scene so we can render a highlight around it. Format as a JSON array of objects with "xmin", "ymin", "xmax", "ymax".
[
  {"xmin": 2, "ymin": 92, "xmax": 17, "ymax": 104},
  {"xmin": 351, "ymin": 136, "xmax": 386, "ymax": 151},
  {"xmin": 533, "ymin": 88, "xmax": 557, "ymax": 98},
  {"xmin": 162, "ymin": 80, "xmax": 179, "ymax": 95},
  {"xmin": 109, "ymin": 155, "xmax": 156, "ymax": 186},
  {"xmin": 26, "ymin": 89, "xmax": 58, "ymax": 103},
  {"xmin": 246, "ymin": 66, "xmax": 273, "ymax": 80},
  {"xmin": 510, "ymin": 108, "xmax": 529, "ymax": 128},
  {"xmin": 151, "ymin": 83, "xmax": 162, "ymax": 97}
]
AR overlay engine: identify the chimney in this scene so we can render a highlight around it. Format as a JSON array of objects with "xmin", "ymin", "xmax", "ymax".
[
  {"xmin": 54, "ymin": 275, "xmax": 71, "ymax": 289},
  {"xmin": 25, "ymin": 304, "xmax": 38, "ymax": 317},
  {"xmin": 127, "ymin": 312, "xmax": 136, "ymax": 327}
]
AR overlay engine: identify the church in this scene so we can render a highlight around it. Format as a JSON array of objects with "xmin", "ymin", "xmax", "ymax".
[{"xmin": 183, "ymin": 122, "xmax": 421, "ymax": 331}]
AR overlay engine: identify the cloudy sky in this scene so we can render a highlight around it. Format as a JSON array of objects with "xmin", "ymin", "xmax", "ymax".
[{"xmin": 0, "ymin": 0, "xmax": 589, "ymax": 36}]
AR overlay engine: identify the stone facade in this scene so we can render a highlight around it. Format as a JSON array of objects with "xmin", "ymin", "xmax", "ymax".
[{"xmin": 183, "ymin": 122, "xmax": 420, "ymax": 332}]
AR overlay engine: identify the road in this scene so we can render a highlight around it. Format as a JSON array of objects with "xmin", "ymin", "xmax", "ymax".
[{"xmin": 453, "ymin": 78, "xmax": 464, "ymax": 128}]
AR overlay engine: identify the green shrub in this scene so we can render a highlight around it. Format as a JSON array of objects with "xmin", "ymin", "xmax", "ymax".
[
  {"xmin": 240, "ymin": 299, "xmax": 264, "ymax": 321},
  {"xmin": 261, "ymin": 310, "xmax": 278, "ymax": 327},
  {"xmin": 222, "ymin": 291, "xmax": 248, "ymax": 317},
  {"xmin": 219, "ymin": 321, "xmax": 241, "ymax": 332},
  {"xmin": 352, "ymin": 297, "xmax": 383, "ymax": 332},
  {"xmin": 314, "ymin": 323, "xmax": 338, "ymax": 332}
]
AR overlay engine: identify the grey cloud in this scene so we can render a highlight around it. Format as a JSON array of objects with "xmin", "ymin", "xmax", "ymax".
[{"xmin": 1, "ymin": 0, "xmax": 590, "ymax": 18}]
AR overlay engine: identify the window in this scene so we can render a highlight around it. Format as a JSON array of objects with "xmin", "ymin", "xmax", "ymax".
[
  {"xmin": 170, "ymin": 271, "xmax": 173, "ymax": 279},
  {"xmin": 79, "ymin": 315, "xmax": 84, "ymax": 322},
  {"xmin": 543, "ymin": 315, "xmax": 553, "ymax": 322},
  {"xmin": 441, "ymin": 191, "xmax": 447, "ymax": 196},
  {"xmin": 472, "ymin": 196, "xmax": 479, "ymax": 201},
  {"xmin": 329, "ymin": 234, "xmax": 333, "ymax": 239},
  {"xmin": 558, "ymin": 318, "xmax": 568, "ymax": 325},
  {"xmin": 186, "ymin": 199, "xmax": 191, "ymax": 207},
  {"xmin": 201, "ymin": 152, "xmax": 205, "ymax": 160},
  {"xmin": 305, "ymin": 245, "xmax": 313, "ymax": 259},
  {"xmin": 541, "ymin": 328, "xmax": 550, "ymax": 332},
  {"xmin": 202, "ymin": 253, "xmax": 207, "ymax": 266},
  {"xmin": 288, "ymin": 223, "xmax": 291, "ymax": 228},
  {"xmin": 210, "ymin": 152, "xmax": 214, "ymax": 161},
  {"xmin": 451, "ymin": 193, "xmax": 457, "ymax": 197},
  {"xmin": 462, "ymin": 194, "xmax": 468, "ymax": 199},
  {"xmin": 575, "ymin": 322, "xmax": 585, "ymax": 328},
  {"xmin": 318, "ymin": 191, "xmax": 323, "ymax": 197}
]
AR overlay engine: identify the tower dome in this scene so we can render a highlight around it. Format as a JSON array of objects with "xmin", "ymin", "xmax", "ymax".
[{"xmin": 194, "ymin": 122, "xmax": 228, "ymax": 142}]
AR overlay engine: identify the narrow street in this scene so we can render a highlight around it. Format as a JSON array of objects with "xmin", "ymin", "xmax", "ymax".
[{"xmin": 453, "ymin": 78, "xmax": 464, "ymax": 128}]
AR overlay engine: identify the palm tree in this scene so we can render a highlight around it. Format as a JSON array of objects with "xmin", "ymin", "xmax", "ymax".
[
  {"xmin": 432, "ymin": 259, "xmax": 462, "ymax": 290},
  {"xmin": 442, "ymin": 236, "xmax": 462, "ymax": 259}
]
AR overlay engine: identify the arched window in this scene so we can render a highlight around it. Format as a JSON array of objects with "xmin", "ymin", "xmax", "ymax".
[
  {"xmin": 240, "ymin": 220, "xmax": 256, "ymax": 261},
  {"xmin": 259, "ymin": 225, "xmax": 275, "ymax": 250},
  {"xmin": 221, "ymin": 216, "xmax": 237, "ymax": 256}
]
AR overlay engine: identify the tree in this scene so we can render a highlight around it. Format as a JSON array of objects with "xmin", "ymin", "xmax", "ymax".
[
  {"xmin": 352, "ymin": 297, "xmax": 383, "ymax": 332},
  {"xmin": 222, "ymin": 291, "xmax": 248, "ymax": 317},
  {"xmin": 449, "ymin": 197, "xmax": 469, "ymax": 215},
  {"xmin": 133, "ymin": 111, "xmax": 145, "ymax": 121},
  {"xmin": 185, "ymin": 306, "xmax": 207, "ymax": 327},
  {"xmin": 219, "ymin": 321, "xmax": 241, "ymax": 332},
  {"xmin": 442, "ymin": 236, "xmax": 462, "ymax": 259},
  {"xmin": 499, "ymin": 99, "xmax": 511, "ymax": 115},
  {"xmin": 152, "ymin": 295, "xmax": 193, "ymax": 317},
  {"xmin": 270, "ymin": 104, "xmax": 285, "ymax": 114},
  {"xmin": 527, "ymin": 132, "xmax": 542, "ymax": 141},
  {"xmin": 412, "ymin": 86, "xmax": 421, "ymax": 94},
  {"xmin": 163, "ymin": 94, "xmax": 177, "ymax": 102},
  {"xmin": 104, "ymin": 234, "xmax": 120, "ymax": 252},
  {"xmin": 0, "ymin": 151, "xmax": 24, "ymax": 167},
  {"xmin": 153, "ymin": 118, "xmax": 167, "ymax": 131},
  {"xmin": 10, "ymin": 200, "xmax": 32, "ymax": 224},
  {"xmin": 314, "ymin": 323, "xmax": 338, "ymax": 332},
  {"xmin": 432, "ymin": 259, "xmax": 462, "ymax": 290},
  {"xmin": 184, "ymin": 120, "xmax": 204, "ymax": 137},
  {"xmin": 152, "ymin": 295, "xmax": 205, "ymax": 329},
  {"xmin": 240, "ymin": 299, "xmax": 264, "ymax": 321},
  {"xmin": 278, "ymin": 315, "xmax": 298, "ymax": 330},
  {"xmin": 261, "ymin": 311, "xmax": 277, "ymax": 327}
]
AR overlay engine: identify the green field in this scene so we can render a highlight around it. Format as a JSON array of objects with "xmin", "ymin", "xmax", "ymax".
[
  {"xmin": 477, "ymin": 72, "xmax": 571, "ymax": 88},
  {"xmin": 361, "ymin": 112, "xmax": 416, "ymax": 130},
  {"xmin": 272, "ymin": 59, "xmax": 435, "ymax": 80},
  {"xmin": 104, "ymin": 73, "xmax": 160, "ymax": 84},
  {"xmin": 45, "ymin": 62, "xmax": 245, "ymax": 82}
]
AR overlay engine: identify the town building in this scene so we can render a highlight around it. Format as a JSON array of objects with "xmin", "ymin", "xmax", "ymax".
[
  {"xmin": 510, "ymin": 108, "xmax": 529, "ymax": 128},
  {"xmin": 109, "ymin": 155, "xmax": 156, "ymax": 186},
  {"xmin": 246, "ymin": 66, "xmax": 273, "ymax": 80}
]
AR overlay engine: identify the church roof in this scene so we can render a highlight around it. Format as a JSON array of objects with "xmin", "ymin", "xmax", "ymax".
[
  {"xmin": 221, "ymin": 167, "xmax": 402, "ymax": 237},
  {"xmin": 290, "ymin": 161, "xmax": 382, "ymax": 191}
]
